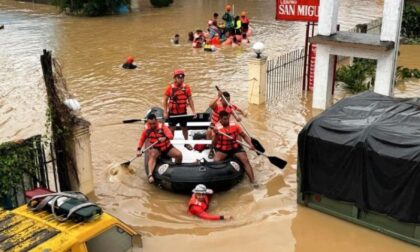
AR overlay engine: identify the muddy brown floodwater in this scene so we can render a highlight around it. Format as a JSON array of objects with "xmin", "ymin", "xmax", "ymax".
[{"xmin": 1, "ymin": 0, "xmax": 419, "ymax": 251}]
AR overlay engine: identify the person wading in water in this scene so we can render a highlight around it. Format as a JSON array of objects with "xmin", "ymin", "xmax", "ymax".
[{"xmin": 188, "ymin": 184, "xmax": 233, "ymax": 221}]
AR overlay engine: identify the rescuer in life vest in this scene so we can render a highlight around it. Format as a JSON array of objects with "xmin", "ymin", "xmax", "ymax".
[
  {"xmin": 122, "ymin": 56, "xmax": 137, "ymax": 69},
  {"xmin": 212, "ymin": 110, "xmax": 255, "ymax": 183},
  {"xmin": 163, "ymin": 69, "xmax": 196, "ymax": 151},
  {"xmin": 206, "ymin": 90, "xmax": 246, "ymax": 159},
  {"xmin": 240, "ymin": 11, "xmax": 250, "ymax": 42},
  {"xmin": 188, "ymin": 184, "xmax": 233, "ymax": 221},
  {"xmin": 137, "ymin": 113, "xmax": 182, "ymax": 183}
]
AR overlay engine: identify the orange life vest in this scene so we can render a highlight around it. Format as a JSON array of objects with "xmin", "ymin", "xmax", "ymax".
[
  {"xmin": 211, "ymin": 101, "xmax": 236, "ymax": 124},
  {"xmin": 168, "ymin": 83, "xmax": 189, "ymax": 114},
  {"xmin": 211, "ymin": 37, "xmax": 220, "ymax": 45},
  {"xmin": 188, "ymin": 194, "xmax": 209, "ymax": 213},
  {"xmin": 145, "ymin": 122, "xmax": 172, "ymax": 152},
  {"xmin": 215, "ymin": 122, "xmax": 241, "ymax": 151}
]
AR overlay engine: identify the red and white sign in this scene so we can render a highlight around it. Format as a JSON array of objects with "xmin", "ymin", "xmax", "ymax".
[
  {"xmin": 276, "ymin": 0, "xmax": 320, "ymax": 22},
  {"xmin": 308, "ymin": 43, "xmax": 317, "ymax": 90}
]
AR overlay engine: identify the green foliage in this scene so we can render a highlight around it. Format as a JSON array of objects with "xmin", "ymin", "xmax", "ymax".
[
  {"xmin": 50, "ymin": 0, "xmax": 130, "ymax": 16},
  {"xmin": 401, "ymin": 3, "xmax": 420, "ymax": 39},
  {"xmin": 0, "ymin": 140, "xmax": 38, "ymax": 198},
  {"xmin": 336, "ymin": 58, "xmax": 376, "ymax": 94},
  {"xmin": 150, "ymin": 0, "xmax": 173, "ymax": 8},
  {"xmin": 396, "ymin": 66, "xmax": 420, "ymax": 79},
  {"xmin": 337, "ymin": 58, "xmax": 420, "ymax": 94}
]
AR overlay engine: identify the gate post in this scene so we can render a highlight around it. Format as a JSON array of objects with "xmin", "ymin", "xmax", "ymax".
[
  {"xmin": 248, "ymin": 56, "xmax": 267, "ymax": 105},
  {"xmin": 70, "ymin": 118, "xmax": 94, "ymax": 194}
]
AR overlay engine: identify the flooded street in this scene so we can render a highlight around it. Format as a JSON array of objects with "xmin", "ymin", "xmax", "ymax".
[{"xmin": 1, "ymin": 0, "xmax": 419, "ymax": 251}]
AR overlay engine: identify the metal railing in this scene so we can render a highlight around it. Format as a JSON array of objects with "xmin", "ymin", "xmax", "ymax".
[
  {"xmin": 1, "ymin": 135, "xmax": 59, "ymax": 209},
  {"xmin": 265, "ymin": 18, "xmax": 382, "ymax": 102},
  {"xmin": 266, "ymin": 48, "xmax": 306, "ymax": 101}
]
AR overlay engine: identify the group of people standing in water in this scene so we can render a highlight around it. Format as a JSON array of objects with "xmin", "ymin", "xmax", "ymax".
[{"xmin": 183, "ymin": 5, "xmax": 251, "ymax": 49}]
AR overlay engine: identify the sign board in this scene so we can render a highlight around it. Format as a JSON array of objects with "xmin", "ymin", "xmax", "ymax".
[
  {"xmin": 276, "ymin": 0, "xmax": 320, "ymax": 22},
  {"xmin": 308, "ymin": 43, "xmax": 317, "ymax": 90}
]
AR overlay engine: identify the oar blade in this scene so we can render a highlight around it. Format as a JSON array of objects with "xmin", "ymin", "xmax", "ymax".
[
  {"xmin": 268, "ymin": 156, "xmax": 287, "ymax": 169},
  {"xmin": 123, "ymin": 119, "xmax": 144, "ymax": 124},
  {"xmin": 120, "ymin": 161, "xmax": 131, "ymax": 168},
  {"xmin": 251, "ymin": 138, "xmax": 265, "ymax": 155}
]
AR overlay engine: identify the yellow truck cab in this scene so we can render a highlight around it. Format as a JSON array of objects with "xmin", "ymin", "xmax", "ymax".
[{"xmin": 0, "ymin": 192, "xmax": 142, "ymax": 252}]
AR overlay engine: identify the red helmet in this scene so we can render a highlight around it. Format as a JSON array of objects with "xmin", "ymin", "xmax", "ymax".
[
  {"xmin": 127, "ymin": 56, "xmax": 134, "ymax": 64},
  {"xmin": 173, "ymin": 69, "xmax": 185, "ymax": 78}
]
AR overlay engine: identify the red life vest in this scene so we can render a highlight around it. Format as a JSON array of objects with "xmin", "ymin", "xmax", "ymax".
[
  {"xmin": 215, "ymin": 122, "xmax": 241, "ymax": 151},
  {"xmin": 145, "ymin": 122, "xmax": 172, "ymax": 152},
  {"xmin": 188, "ymin": 194, "xmax": 209, "ymax": 214},
  {"xmin": 211, "ymin": 101, "xmax": 236, "ymax": 124},
  {"xmin": 168, "ymin": 83, "xmax": 189, "ymax": 114}
]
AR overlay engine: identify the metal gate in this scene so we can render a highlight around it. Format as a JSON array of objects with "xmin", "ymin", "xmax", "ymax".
[
  {"xmin": 266, "ymin": 48, "xmax": 305, "ymax": 101},
  {"xmin": 0, "ymin": 135, "xmax": 59, "ymax": 209}
]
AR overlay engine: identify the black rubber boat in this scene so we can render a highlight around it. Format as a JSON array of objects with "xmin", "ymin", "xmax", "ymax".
[{"xmin": 144, "ymin": 107, "xmax": 244, "ymax": 194}]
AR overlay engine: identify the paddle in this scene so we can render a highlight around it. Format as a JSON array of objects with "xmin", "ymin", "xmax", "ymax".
[
  {"xmin": 120, "ymin": 141, "xmax": 159, "ymax": 168},
  {"xmin": 214, "ymin": 128, "xmax": 287, "ymax": 169},
  {"xmin": 123, "ymin": 114, "xmax": 194, "ymax": 124},
  {"xmin": 122, "ymin": 118, "xmax": 148, "ymax": 123},
  {"xmin": 215, "ymin": 86, "xmax": 266, "ymax": 154}
]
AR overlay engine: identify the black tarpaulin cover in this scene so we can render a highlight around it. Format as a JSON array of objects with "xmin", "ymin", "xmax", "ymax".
[{"xmin": 298, "ymin": 92, "xmax": 420, "ymax": 223}]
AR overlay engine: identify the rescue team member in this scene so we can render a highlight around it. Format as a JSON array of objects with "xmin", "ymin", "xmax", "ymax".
[
  {"xmin": 212, "ymin": 111, "xmax": 255, "ymax": 183},
  {"xmin": 206, "ymin": 91, "xmax": 246, "ymax": 159},
  {"xmin": 240, "ymin": 11, "xmax": 250, "ymax": 41},
  {"xmin": 137, "ymin": 114, "xmax": 182, "ymax": 183},
  {"xmin": 163, "ymin": 69, "xmax": 196, "ymax": 151},
  {"xmin": 188, "ymin": 184, "xmax": 233, "ymax": 221},
  {"xmin": 122, "ymin": 56, "xmax": 137, "ymax": 69}
]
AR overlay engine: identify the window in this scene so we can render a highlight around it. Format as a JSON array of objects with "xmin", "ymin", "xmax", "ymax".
[{"xmin": 86, "ymin": 226, "xmax": 132, "ymax": 252}]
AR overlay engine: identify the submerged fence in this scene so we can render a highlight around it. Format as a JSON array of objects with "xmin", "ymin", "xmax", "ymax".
[
  {"xmin": 265, "ymin": 18, "xmax": 382, "ymax": 102},
  {"xmin": 266, "ymin": 48, "xmax": 305, "ymax": 101}
]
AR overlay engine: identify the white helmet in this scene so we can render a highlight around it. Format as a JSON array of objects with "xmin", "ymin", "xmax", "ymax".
[{"xmin": 192, "ymin": 184, "xmax": 213, "ymax": 194}]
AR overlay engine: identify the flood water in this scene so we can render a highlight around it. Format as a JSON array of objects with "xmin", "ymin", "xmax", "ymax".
[{"xmin": 1, "ymin": 0, "xmax": 419, "ymax": 251}]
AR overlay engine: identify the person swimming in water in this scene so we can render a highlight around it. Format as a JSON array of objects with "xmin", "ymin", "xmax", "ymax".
[
  {"xmin": 122, "ymin": 56, "xmax": 137, "ymax": 69},
  {"xmin": 187, "ymin": 184, "xmax": 233, "ymax": 221}
]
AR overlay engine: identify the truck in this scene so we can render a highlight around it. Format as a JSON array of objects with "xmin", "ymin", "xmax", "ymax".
[{"xmin": 0, "ymin": 192, "xmax": 142, "ymax": 252}]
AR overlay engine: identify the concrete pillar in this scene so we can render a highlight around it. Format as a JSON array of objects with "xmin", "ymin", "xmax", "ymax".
[
  {"xmin": 248, "ymin": 56, "xmax": 267, "ymax": 105},
  {"xmin": 318, "ymin": 0, "xmax": 339, "ymax": 36},
  {"xmin": 374, "ymin": 51, "xmax": 395, "ymax": 96},
  {"xmin": 312, "ymin": 45, "xmax": 335, "ymax": 109},
  {"xmin": 374, "ymin": 0, "xmax": 404, "ymax": 96},
  {"xmin": 311, "ymin": 0, "xmax": 339, "ymax": 110},
  {"xmin": 131, "ymin": 0, "xmax": 139, "ymax": 11},
  {"xmin": 70, "ymin": 118, "xmax": 94, "ymax": 194}
]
